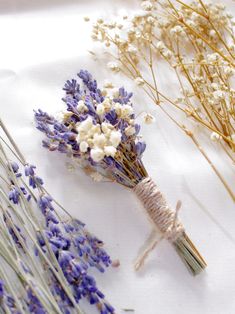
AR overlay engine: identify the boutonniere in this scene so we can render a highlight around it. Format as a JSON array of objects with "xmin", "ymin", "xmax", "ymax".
[{"xmin": 35, "ymin": 70, "xmax": 206, "ymax": 275}]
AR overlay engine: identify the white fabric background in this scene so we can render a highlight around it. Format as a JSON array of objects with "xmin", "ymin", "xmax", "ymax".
[{"xmin": 0, "ymin": 1, "xmax": 235, "ymax": 313}]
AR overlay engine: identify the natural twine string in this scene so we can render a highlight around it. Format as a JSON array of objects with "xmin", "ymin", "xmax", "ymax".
[{"xmin": 133, "ymin": 177, "xmax": 185, "ymax": 270}]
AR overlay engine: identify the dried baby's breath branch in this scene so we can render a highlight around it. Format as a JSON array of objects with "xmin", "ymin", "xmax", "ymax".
[{"xmin": 89, "ymin": 0, "xmax": 235, "ymax": 201}]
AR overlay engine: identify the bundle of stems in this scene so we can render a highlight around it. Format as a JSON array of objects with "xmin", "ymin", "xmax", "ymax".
[
  {"xmin": 0, "ymin": 118, "xmax": 115, "ymax": 314},
  {"xmin": 89, "ymin": 0, "xmax": 235, "ymax": 201},
  {"xmin": 35, "ymin": 70, "xmax": 207, "ymax": 275}
]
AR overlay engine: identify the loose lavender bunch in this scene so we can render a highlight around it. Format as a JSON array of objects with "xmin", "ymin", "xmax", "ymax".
[
  {"xmin": 0, "ymin": 119, "xmax": 115, "ymax": 314},
  {"xmin": 35, "ymin": 70, "xmax": 206, "ymax": 275}
]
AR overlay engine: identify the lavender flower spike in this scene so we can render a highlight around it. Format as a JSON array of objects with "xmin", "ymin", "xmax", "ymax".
[{"xmin": 0, "ymin": 117, "xmax": 115, "ymax": 314}]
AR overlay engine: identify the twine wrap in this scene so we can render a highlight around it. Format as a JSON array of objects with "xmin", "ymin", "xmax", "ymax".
[{"xmin": 133, "ymin": 177, "xmax": 184, "ymax": 243}]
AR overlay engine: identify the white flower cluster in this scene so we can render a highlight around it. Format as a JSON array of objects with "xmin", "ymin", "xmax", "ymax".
[
  {"xmin": 75, "ymin": 97, "xmax": 135, "ymax": 162},
  {"xmin": 76, "ymin": 116, "xmax": 121, "ymax": 162}
]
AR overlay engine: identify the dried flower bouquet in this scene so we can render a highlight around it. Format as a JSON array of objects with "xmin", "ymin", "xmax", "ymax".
[{"xmin": 35, "ymin": 70, "xmax": 207, "ymax": 275}]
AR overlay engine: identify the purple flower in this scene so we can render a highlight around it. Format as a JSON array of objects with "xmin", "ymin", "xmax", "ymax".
[
  {"xmin": 0, "ymin": 280, "xmax": 4, "ymax": 298},
  {"xmin": 9, "ymin": 186, "xmax": 20, "ymax": 204},
  {"xmin": 135, "ymin": 141, "xmax": 146, "ymax": 156},
  {"xmin": 11, "ymin": 161, "xmax": 20, "ymax": 173},
  {"xmin": 63, "ymin": 79, "xmax": 80, "ymax": 95},
  {"xmin": 27, "ymin": 288, "xmax": 46, "ymax": 314},
  {"xmin": 113, "ymin": 87, "xmax": 133, "ymax": 104},
  {"xmin": 25, "ymin": 164, "xmax": 36, "ymax": 176},
  {"xmin": 38, "ymin": 195, "xmax": 54, "ymax": 213}
]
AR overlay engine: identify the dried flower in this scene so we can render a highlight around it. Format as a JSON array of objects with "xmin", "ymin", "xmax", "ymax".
[
  {"xmin": 89, "ymin": 0, "xmax": 235, "ymax": 202},
  {"xmin": 0, "ymin": 118, "xmax": 115, "ymax": 314},
  {"xmin": 143, "ymin": 113, "xmax": 156, "ymax": 125},
  {"xmin": 35, "ymin": 71, "xmax": 206, "ymax": 275}
]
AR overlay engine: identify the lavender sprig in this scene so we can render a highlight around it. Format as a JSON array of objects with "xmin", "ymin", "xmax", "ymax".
[{"xmin": 0, "ymin": 119, "xmax": 115, "ymax": 314}]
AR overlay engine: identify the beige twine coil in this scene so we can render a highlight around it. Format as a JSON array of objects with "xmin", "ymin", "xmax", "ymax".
[{"xmin": 133, "ymin": 177, "xmax": 184, "ymax": 243}]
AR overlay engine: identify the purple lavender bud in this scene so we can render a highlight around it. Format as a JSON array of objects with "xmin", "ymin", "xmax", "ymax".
[
  {"xmin": 135, "ymin": 123, "xmax": 141, "ymax": 135},
  {"xmin": 113, "ymin": 87, "xmax": 133, "ymax": 104},
  {"xmin": 38, "ymin": 195, "xmax": 54, "ymax": 213},
  {"xmin": 11, "ymin": 161, "xmax": 20, "ymax": 173},
  {"xmin": 29, "ymin": 175, "xmax": 44, "ymax": 189},
  {"xmin": 9, "ymin": 186, "xmax": 20, "ymax": 204},
  {"xmin": 58, "ymin": 251, "xmax": 74, "ymax": 268},
  {"xmin": 105, "ymin": 110, "xmax": 118, "ymax": 125},
  {"xmin": 34, "ymin": 109, "xmax": 56, "ymax": 125},
  {"xmin": 63, "ymin": 79, "xmax": 80, "ymax": 95},
  {"xmin": 135, "ymin": 141, "xmax": 146, "ymax": 156},
  {"xmin": 27, "ymin": 288, "xmax": 46, "ymax": 314},
  {"xmin": 25, "ymin": 164, "xmax": 36, "ymax": 176},
  {"xmin": 46, "ymin": 211, "xmax": 59, "ymax": 225},
  {"xmin": 0, "ymin": 280, "xmax": 4, "ymax": 298}
]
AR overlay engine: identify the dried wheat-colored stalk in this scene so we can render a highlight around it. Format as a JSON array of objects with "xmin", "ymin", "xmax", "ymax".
[{"xmin": 89, "ymin": 0, "xmax": 235, "ymax": 201}]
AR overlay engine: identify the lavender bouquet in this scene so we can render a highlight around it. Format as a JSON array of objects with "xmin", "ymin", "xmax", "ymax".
[
  {"xmin": 0, "ymin": 119, "xmax": 115, "ymax": 314},
  {"xmin": 35, "ymin": 70, "xmax": 206, "ymax": 275}
]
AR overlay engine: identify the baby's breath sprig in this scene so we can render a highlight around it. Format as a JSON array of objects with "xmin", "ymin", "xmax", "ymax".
[
  {"xmin": 0, "ymin": 118, "xmax": 115, "ymax": 314},
  {"xmin": 35, "ymin": 70, "xmax": 207, "ymax": 275},
  {"xmin": 89, "ymin": 0, "xmax": 235, "ymax": 201}
]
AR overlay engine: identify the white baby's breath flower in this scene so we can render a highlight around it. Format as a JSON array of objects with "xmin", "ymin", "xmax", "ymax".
[
  {"xmin": 125, "ymin": 126, "xmax": 136, "ymax": 136},
  {"xmin": 156, "ymin": 41, "xmax": 165, "ymax": 52},
  {"xmin": 207, "ymin": 53, "xmax": 220, "ymax": 63},
  {"xmin": 135, "ymin": 77, "xmax": 145, "ymax": 86},
  {"xmin": 121, "ymin": 104, "xmax": 134, "ymax": 118},
  {"xmin": 143, "ymin": 113, "xmax": 156, "ymax": 124},
  {"xmin": 112, "ymin": 88, "xmax": 120, "ymax": 98},
  {"xmin": 224, "ymin": 66, "xmax": 234, "ymax": 76},
  {"xmin": 127, "ymin": 45, "xmax": 138, "ymax": 54},
  {"xmin": 93, "ymin": 134, "xmax": 107, "ymax": 148},
  {"xmin": 213, "ymin": 90, "xmax": 225, "ymax": 100},
  {"xmin": 141, "ymin": 1, "xmax": 153, "ymax": 11},
  {"xmin": 109, "ymin": 130, "xmax": 122, "ymax": 147},
  {"xmin": 104, "ymin": 146, "xmax": 117, "ymax": 157},
  {"xmin": 114, "ymin": 103, "xmax": 122, "ymax": 116},
  {"xmin": 170, "ymin": 25, "xmax": 184, "ymax": 36},
  {"xmin": 162, "ymin": 49, "xmax": 173, "ymax": 59},
  {"xmin": 107, "ymin": 62, "xmax": 120, "ymax": 72},
  {"xmin": 84, "ymin": 16, "xmax": 90, "ymax": 22},
  {"xmin": 209, "ymin": 30, "xmax": 216, "ymax": 38},
  {"xmin": 77, "ymin": 100, "xmax": 87, "ymax": 112},
  {"xmin": 96, "ymin": 103, "xmax": 105, "ymax": 115},
  {"xmin": 77, "ymin": 117, "xmax": 93, "ymax": 132},
  {"xmin": 80, "ymin": 141, "xmax": 89, "ymax": 153},
  {"xmin": 210, "ymin": 132, "xmax": 222, "ymax": 141},
  {"xmin": 147, "ymin": 16, "xmax": 155, "ymax": 24},
  {"xmin": 211, "ymin": 83, "xmax": 219, "ymax": 90},
  {"xmin": 102, "ymin": 98, "xmax": 112, "ymax": 110},
  {"xmin": 103, "ymin": 80, "xmax": 114, "ymax": 88},
  {"xmin": 101, "ymin": 122, "xmax": 113, "ymax": 134},
  {"xmin": 90, "ymin": 147, "xmax": 105, "ymax": 162}
]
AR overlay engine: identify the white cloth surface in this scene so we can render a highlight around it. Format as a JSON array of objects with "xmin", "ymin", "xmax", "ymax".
[{"xmin": 0, "ymin": 1, "xmax": 235, "ymax": 313}]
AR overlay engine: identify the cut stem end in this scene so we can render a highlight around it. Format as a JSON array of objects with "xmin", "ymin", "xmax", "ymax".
[{"xmin": 173, "ymin": 232, "xmax": 207, "ymax": 276}]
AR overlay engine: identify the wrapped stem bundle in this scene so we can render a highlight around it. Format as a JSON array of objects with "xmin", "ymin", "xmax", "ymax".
[
  {"xmin": 0, "ymin": 118, "xmax": 115, "ymax": 314},
  {"xmin": 35, "ymin": 70, "xmax": 206, "ymax": 275}
]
